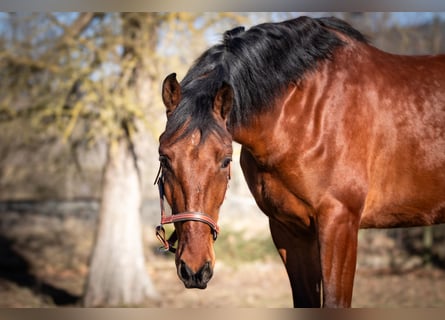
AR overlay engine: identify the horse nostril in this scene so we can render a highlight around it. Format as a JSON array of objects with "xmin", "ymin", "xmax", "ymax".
[
  {"xmin": 179, "ymin": 260, "xmax": 193, "ymax": 281},
  {"xmin": 196, "ymin": 261, "xmax": 213, "ymax": 283}
]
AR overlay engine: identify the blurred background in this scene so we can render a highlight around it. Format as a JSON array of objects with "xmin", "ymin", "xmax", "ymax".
[{"xmin": 1, "ymin": 12, "xmax": 445, "ymax": 307}]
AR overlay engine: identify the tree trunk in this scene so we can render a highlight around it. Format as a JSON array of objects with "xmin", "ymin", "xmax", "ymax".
[{"xmin": 83, "ymin": 137, "xmax": 158, "ymax": 306}]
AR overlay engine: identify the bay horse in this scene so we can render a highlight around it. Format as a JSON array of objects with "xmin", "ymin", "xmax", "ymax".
[{"xmin": 156, "ymin": 16, "xmax": 445, "ymax": 307}]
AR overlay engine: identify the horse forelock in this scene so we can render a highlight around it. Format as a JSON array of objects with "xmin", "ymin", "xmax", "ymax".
[{"xmin": 161, "ymin": 64, "xmax": 229, "ymax": 144}]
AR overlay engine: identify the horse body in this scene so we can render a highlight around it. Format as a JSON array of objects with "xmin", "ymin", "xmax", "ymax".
[
  {"xmin": 158, "ymin": 16, "xmax": 445, "ymax": 307},
  {"xmin": 236, "ymin": 41, "xmax": 445, "ymax": 229},
  {"xmin": 232, "ymin": 40, "xmax": 445, "ymax": 306}
]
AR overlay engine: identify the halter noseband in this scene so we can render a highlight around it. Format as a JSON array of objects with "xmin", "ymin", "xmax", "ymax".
[{"xmin": 154, "ymin": 166, "xmax": 221, "ymax": 253}]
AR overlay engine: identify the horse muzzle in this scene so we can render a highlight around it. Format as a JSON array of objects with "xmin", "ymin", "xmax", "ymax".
[{"xmin": 177, "ymin": 260, "xmax": 213, "ymax": 289}]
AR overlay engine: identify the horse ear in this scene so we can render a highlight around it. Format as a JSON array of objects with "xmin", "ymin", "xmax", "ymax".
[
  {"xmin": 162, "ymin": 73, "xmax": 181, "ymax": 116},
  {"xmin": 213, "ymin": 82, "xmax": 233, "ymax": 123}
]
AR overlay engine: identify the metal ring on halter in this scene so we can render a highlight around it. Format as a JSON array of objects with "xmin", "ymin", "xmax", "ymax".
[{"xmin": 155, "ymin": 225, "xmax": 177, "ymax": 253}]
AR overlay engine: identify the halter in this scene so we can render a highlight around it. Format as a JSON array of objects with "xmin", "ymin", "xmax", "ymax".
[{"xmin": 154, "ymin": 165, "xmax": 222, "ymax": 254}]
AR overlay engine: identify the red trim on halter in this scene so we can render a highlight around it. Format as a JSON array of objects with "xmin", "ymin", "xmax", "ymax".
[{"xmin": 161, "ymin": 212, "xmax": 220, "ymax": 235}]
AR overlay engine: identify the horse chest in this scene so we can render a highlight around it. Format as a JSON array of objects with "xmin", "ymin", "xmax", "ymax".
[{"xmin": 240, "ymin": 148, "xmax": 313, "ymax": 227}]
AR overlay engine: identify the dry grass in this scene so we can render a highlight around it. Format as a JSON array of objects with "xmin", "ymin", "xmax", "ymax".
[{"xmin": 1, "ymin": 210, "xmax": 445, "ymax": 307}]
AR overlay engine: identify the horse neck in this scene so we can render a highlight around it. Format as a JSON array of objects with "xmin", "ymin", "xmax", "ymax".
[
  {"xmin": 228, "ymin": 41, "xmax": 372, "ymax": 157},
  {"xmin": 228, "ymin": 87, "xmax": 300, "ymax": 164},
  {"xmin": 227, "ymin": 52, "xmax": 352, "ymax": 165},
  {"xmin": 228, "ymin": 62, "xmax": 333, "ymax": 163}
]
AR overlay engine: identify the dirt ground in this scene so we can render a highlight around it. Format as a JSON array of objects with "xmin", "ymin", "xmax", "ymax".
[{"xmin": 1, "ymin": 210, "xmax": 445, "ymax": 308}]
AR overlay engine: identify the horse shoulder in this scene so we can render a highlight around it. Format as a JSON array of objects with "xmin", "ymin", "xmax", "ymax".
[{"xmin": 239, "ymin": 147, "xmax": 315, "ymax": 229}]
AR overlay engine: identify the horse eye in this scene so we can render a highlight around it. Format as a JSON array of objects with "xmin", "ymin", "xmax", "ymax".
[
  {"xmin": 221, "ymin": 157, "xmax": 232, "ymax": 169},
  {"xmin": 159, "ymin": 156, "xmax": 170, "ymax": 169}
]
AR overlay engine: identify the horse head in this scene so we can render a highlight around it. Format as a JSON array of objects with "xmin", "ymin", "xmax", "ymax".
[{"xmin": 157, "ymin": 73, "xmax": 233, "ymax": 289}]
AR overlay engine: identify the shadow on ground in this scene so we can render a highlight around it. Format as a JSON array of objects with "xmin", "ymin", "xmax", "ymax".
[{"xmin": 0, "ymin": 235, "xmax": 80, "ymax": 306}]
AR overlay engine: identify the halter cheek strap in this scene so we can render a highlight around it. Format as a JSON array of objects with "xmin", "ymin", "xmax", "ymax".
[{"xmin": 154, "ymin": 166, "xmax": 220, "ymax": 254}]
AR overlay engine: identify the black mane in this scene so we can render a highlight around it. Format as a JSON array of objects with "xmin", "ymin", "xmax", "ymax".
[{"xmin": 164, "ymin": 16, "xmax": 367, "ymax": 141}]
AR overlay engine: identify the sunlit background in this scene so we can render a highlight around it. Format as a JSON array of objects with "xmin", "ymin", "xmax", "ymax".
[{"xmin": 1, "ymin": 12, "xmax": 445, "ymax": 307}]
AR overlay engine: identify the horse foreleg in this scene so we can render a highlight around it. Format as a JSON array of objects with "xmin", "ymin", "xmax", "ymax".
[
  {"xmin": 317, "ymin": 197, "xmax": 360, "ymax": 308},
  {"xmin": 269, "ymin": 217, "xmax": 322, "ymax": 307}
]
